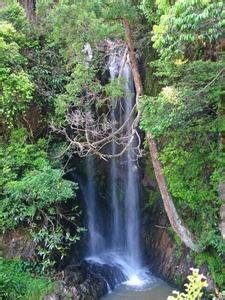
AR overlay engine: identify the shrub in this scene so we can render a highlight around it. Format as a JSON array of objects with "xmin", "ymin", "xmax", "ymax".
[
  {"xmin": 0, "ymin": 258, "xmax": 53, "ymax": 299},
  {"xmin": 168, "ymin": 268, "xmax": 208, "ymax": 300}
]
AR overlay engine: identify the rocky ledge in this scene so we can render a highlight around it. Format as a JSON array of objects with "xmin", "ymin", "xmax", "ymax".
[
  {"xmin": 142, "ymin": 200, "xmax": 216, "ymax": 291},
  {"xmin": 45, "ymin": 259, "xmax": 126, "ymax": 300}
]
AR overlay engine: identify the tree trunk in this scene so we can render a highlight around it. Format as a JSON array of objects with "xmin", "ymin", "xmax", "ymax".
[
  {"xmin": 147, "ymin": 133, "xmax": 199, "ymax": 251},
  {"xmin": 19, "ymin": 0, "xmax": 36, "ymax": 20},
  {"xmin": 123, "ymin": 20, "xmax": 143, "ymax": 97},
  {"xmin": 124, "ymin": 20, "xmax": 199, "ymax": 252}
]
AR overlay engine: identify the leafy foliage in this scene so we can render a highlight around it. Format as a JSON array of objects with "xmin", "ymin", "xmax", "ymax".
[
  {"xmin": 168, "ymin": 268, "xmax": 208, "ymax": 300},
  {"xmin": 151, "ymin": 0, "xmax": 224, "ymax": 61},
  {"xmin": 1, "ymin": 0, "xmax": 225, "ymax": 295},
  {"xmin": 0, "ymin": 1, "xmax": 85, "ymax": 275},
  {"xmin": 0, "ymin": 129, "xmax": 83, "ymax": 270},
  {"xmin": 140, "ymin": 0, "xmax": 225, "ymax": 289},
  {"xmin": 0, "ymin": 18, "xmax": 33, "ymax": 128},
  {"xmin": 195, "ymin": 252, "xmax": 225, "ymax": 287},
  {"xmin": 140, "ymin": 61, "xmax": 224, "ymax": 247},
  {"xmin": 0, "ymin": 258, "xmax": 53, "ymax": 299},
  {"xmin": 42, "ymin": 0, "xmax": 126, "ymax": 125},
  {"xmin": 0, "ymin": 1, "xmax": 28, "ymax": 32}
]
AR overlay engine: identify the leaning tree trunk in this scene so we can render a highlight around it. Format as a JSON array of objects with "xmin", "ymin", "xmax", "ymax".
[{"xmin": 123, "ymin": 19, "xmax": 199, "ymax": 252}]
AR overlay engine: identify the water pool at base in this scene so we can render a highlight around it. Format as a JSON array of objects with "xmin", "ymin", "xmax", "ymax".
[
  {"xmin": 87, "ymin": 253, "xmax": 173, "ymax": 300},
  {"xmin": 101, "ymin": 278, "xmax": 173, "ymax": 300}
]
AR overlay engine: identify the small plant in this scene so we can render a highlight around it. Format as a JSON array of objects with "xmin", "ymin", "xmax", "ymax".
[{"xmin": 168, "ymin": 268, "xmax": 208, "ymax": 300}]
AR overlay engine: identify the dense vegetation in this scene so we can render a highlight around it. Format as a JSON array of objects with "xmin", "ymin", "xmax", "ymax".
[
  {"xmin": 0, "ymin": 2, "xmax": 85, "ymax": 297},
  {"xmin": 0, "ymin": 0, "xmax": 224, "ymax": 298},
  {"xmin": 140, "ymin": 0, "xmax": 225, "ymax": 288},
  {"xmin": 0, "ymin": 258, "xmax": 53, "ymax": 299}
]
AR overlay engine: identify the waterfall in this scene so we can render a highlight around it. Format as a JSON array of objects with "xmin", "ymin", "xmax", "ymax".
[
  {"xmin": 83, "ymin": 44, "xmax": 146, "ymax": 287},
  {"xmin": 110, "ymin": 112, "xmax": 122, "ymax": 249},
  {"xmin": 85, "ymin": 156, "xmax": 105, "ymax": 256},
  {"xmin": 109, "ymin": 54, "xmax": 122, "ymax": 250},
  {"xmin": 108, "ymin": 48, "xmax": 142, "ymax": 271},
  {"xmin": 123, "ymin": 62, "xmax": 141, "ymax": 268}
]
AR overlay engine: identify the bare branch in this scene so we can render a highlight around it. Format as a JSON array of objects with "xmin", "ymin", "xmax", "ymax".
[{"xmin": 51, "ymin": 44, "xmax": 141, "ymax": 161}]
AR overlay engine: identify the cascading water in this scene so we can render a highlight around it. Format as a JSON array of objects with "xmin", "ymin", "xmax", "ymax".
[
  {"xmin": 109, "ymin": 55, "xmax": 122, "ymax": 250},
  {"xmin": 85, "ymin": 156, "xmax": 105, "ymax": 256},
  {"xmin": 108, "ymin": 50, "xmax": 142, "ymax": 272},
  {"xmin": 123, "ymin": 60, "xmax": 141, "ymax": 269},
  {"xmin": 74, "ymin": 42, "xmax": 173, "ymax": 300},
  {"xmin": 84, "ymin": 44, "xmax": 148, "ymax": 289}
]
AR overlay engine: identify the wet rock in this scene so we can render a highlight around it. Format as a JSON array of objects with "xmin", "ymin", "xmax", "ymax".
[
  {"xmin": 65, "ymin": 265, "xmax": 87, "ymax": 286},
  {"xmin": 64, "ymin": 263, "xmax": 108, "ymax": 299},
  {"xmin": 219, "ymin": 222, "xmax": 225, "ymax": 240},
  {"xmin": 74, "ymin": 274, "xmax": 108, "ymax": 299},
  {"xmin": 47, "ymin": 259, "xmax": 125, "ymax": 299},
  {"xmin": 44, "ymin": 291, "xmax": 69, "ymax": 300},
  {"xmin": 142, "ymin": 200, "xmax": 216, "ymax": 291},
  {"xmin": 142, "ymin": 173, "xmax": 157, "ymax": 191},
  {"xmin": 81, "ymin": 260, "xmax": 126, "ymax": 289}
]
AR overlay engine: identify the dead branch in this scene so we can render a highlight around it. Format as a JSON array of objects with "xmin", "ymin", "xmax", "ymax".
[{"xmin": 51, "ymin": 58, "xmax": 141, "ymax": 160}]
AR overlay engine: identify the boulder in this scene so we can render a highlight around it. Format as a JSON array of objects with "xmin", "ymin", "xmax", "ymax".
[
  {"xmin": 46, "ymin": 259, "xmax": 126, "ymax": 299},
  {"xmin": 81, "ymin": 260, "xmax": 126, "ymax": 289}
]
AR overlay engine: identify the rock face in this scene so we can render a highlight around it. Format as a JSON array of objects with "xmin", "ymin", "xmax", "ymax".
[
  {"xmin": 142, "ymin": 200, "xmax": 216, "ymax": 290},
  {"xmin": 0, "ymin": 229, "xmax": 36, "ymax": 260},
  {"xmin": 0, "ymin": 229, "xmax": 125, "ymax": 299},
  {"xmin": 79, "ymin": 260, "xmax": 126, "ymax": 290},
  {"xmin": 219, "ymin": 182, "xmax": 225, "ymax": 240},
  {"xmin": 45, "ymin": 260, "xmax": 126, "ymax": 300},
  {"xmin": 219, "ymin": 204, "xmax": 225, "ymax": 240}
]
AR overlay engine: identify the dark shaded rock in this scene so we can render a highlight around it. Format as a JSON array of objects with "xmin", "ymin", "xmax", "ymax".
[
  {"xmin": 142, "ymin": 200, "xmax": 216, "ymax": 291},
  {"xmin": 65, "ymin": 265, "xmax": 87, "ymax": 286},
  {"xmin": 81, "ymin": 260, "xmax": 126, "ymax": 289},
  {"xmin": 142, "ymin": 173, "xmax": 157, "ymax": 191},
  {"xmin": 63, "ymin": 263, "xmax": 108, "ymax": 300},
  {"xmin": 44, "ymin": 277, "xmax": 106, "ymax": 300},
  {"xmin": 74, "ymin": 273, "xmax": 108, "ymax": 300},
  {"xmin": 49, "ymin": 259, "xmax": 126, "ymax": 299},
  {"xmin": 44, "ymin": 281, "xmax": 73, "ymax": 300},
  {"xmin": 0, "ymin": 229, "xmax": 36, "ymax": 261}
]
